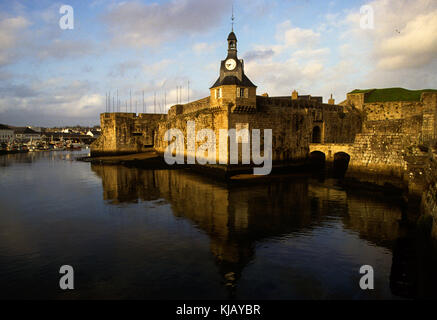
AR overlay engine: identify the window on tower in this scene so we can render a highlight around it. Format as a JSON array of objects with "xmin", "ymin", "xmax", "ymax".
[
  {"xmin": 240, "ymin": 88, "xmax": 245, "ymax": 97},
  {"xmin": 230, "ymin": 41, "xmax": 235, "ymax": 48}
]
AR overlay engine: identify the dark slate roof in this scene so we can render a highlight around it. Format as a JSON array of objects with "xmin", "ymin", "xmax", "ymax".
[
  {"xmin": 0, "ymin": 124, "xmax": 11, "ymax": 130},
  {"xmin": 14, "ymin": 127, "xmax": 39, "ymax": 134},
  {"xmin": 210, "ymin": 74, "xmax": 257, "ymax": 89},
  {"xmin": 227, "ymin": 31, "xmax": 237, "ymax": 41}
]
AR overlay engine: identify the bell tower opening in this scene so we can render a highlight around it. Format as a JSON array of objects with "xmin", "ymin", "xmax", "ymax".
[{"xmin": 227, "ymin": 31, "xmax": 237, "ymax": 57}]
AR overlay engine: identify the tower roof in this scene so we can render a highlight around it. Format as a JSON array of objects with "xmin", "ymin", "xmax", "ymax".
[
  {"xmin": 210, "ymin": 74, "xmax": 257, "ymax": 89},
  {"xmin": 227, "ymin": 31, "xmax": 237, "ymax": 41}
]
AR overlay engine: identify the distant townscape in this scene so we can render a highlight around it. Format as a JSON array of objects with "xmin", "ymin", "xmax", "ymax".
[{"xmin": 0, "ymin": 124, "xmax": 101, "ymax": 153}]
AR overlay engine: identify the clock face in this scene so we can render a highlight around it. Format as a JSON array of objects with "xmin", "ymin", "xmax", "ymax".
[{"xmin": 225, "ymin": 59, "xmax": 237, "ymax": 70}]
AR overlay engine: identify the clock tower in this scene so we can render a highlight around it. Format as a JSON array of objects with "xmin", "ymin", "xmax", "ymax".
[{"xmin": 210, "ymin": 31, "xmax": 257, "ymax": 113}]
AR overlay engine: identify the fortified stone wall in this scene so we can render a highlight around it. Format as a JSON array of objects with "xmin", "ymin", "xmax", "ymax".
[
  {"xmin": 91, "ymin": 112, "xmax": 165, "ymax": 156},
  {"xmin": 177, "ymin": 97, "xmax": 211, "ymax": 115},
  {"xmin": 345, "ymin": 92, "xmax": 366, "ymax": 110},
  {"xmin": 93, "ymin": 93, "xmax": 361, "ymax": 164},
  {"xmin": 154, "ymin": 96, "xmax": 361, "ymax": 164},
  {"xmin": 421, "ymin": 147, "xmax": 437, "ymax": 236},
  {"xmin": 339, "ymin": 92, "xmax": 437, "ymax": 184},
  {"xmin": 229, "ymin": 104, "xmax": 310, "ymax": 162},
  {"xmin": 154, "ymin": 105, "xmax": 229, "ymax": 163},
  {"xmin": 422, "ymin": 93, "xmax": 437, "ymax": 141},
  {"xmin": 363, "ymin": 101, "xmax": 423, "ymax": 121},
  {"xmin": 349, "ymin": 119, "xmax": 423, "ymax": 179},
  {"xmin": 348, "ymin": 133, "xmax": 409, "ymax": 179},
  {"xmin": 346, "ymin": 91, "xmax": 437, "ymax": 142},
  {"xmin": 257, "ymin": 96, "xmax": 362, "ymax": 144}
]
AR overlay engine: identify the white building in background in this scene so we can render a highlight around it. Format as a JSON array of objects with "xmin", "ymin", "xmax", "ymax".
[
  {"xmin": 0, "ymin": 124, "xmax": 14, "ymax": 143},
  {"xmin": 29, "ymin": 126, "xmax": 42, "ymax": 133},
  {"xmin": 86, "ymin": 130, "xmax": 101, "ymax": 138}
]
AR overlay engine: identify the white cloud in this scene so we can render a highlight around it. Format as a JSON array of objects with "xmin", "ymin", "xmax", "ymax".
[
  {"xmin": 245, "ymin": 0, "xmax": 437, "ymax": 102},
  {"xmin": 104, "ymin": 0, "xmax": 232, "ymax": 48},
  {"xmin": 0, "ymin": 79, "xmax": 104, "ymax": 126},
  {"xmin": 193, "ymin": 42, "xmax": 218, "ymax": 55},
  {"xmin": 143, "ymin": 59, "xmax": 174, "ymax": 75},
  {"xmin": 376, "ymin": 10, "xmax": 437, "ymax": 69},
  {"xmin": 37, "ymin": 39, "xmax": 95, "ymax": 60},
  {"xmin": 244, "ymin": 21, "xmax": 330, "ymax": 97},
  {"xmin": 334, "ymin": 0, "xmax": 437, "ymax": 92},
  {"xmin": 0, "ymin": 16, "xmax": 30, "ymax": 66},
  {"xmin": 244, "ymin": 49, "xmax": 275, "ymax": 62},
  {"xmin": 281, "ymin": 26, "xmax": 320, "ymax": 48}
]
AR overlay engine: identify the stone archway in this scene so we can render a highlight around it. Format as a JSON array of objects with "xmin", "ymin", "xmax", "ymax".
[
  {"xmin": 309, "ymin": 151, "xmax": 326, "ymax": 168},
  {"xmin": 333, "ymin": 152, "xmax": 350, "ymax": 178}
]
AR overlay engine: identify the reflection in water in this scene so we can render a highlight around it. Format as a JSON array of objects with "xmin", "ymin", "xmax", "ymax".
[
  {"xmin": 92, "ymin": 166, "xmax": 318, "ymax": 298},
  {"xmin": 1, "ymin": 151, "xmax": 437, "ymax": 299},
  {"xmin": 90, "ymin": 164, "xmax": 435, "ymax": 299}
]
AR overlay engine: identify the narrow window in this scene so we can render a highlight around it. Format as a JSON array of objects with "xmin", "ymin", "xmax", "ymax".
[{"xmin": 240, "ymin": 88, "xmax": 245, "ymax": 97}]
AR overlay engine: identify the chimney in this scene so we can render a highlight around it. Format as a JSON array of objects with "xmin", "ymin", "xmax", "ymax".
[
  {"xmin": 291, "ymin": 90, "xmax": 298, "ymax": 100},
  {"xmin": 262, "ymin": 93, "xmax": 269, "ymax": 97},
  {"xmin": 328, "ymin": 93, "xmax": 335, "ymax": 105}
]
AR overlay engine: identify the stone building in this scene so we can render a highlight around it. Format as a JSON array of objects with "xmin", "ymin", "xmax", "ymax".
[
  {"xmin": 309, "ymin": 87, "xmax": 437, "ymax": 193},
  {"xmin": 91, "ymin": 29, "xmax": 437, "ymax": 231},
  {"xmin": 91, "ymin": 30, "xmax": 437, "ymax": 185},
  {"xmin": 92, "ymin": 30, "xmax": 362, "ymax": 166}
]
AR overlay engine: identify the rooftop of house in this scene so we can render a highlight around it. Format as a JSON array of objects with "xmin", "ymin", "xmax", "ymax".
[
  {"xmin": 348, "ymin": 87, "xmax": 437, "ymax": 103},
  {"xmin": 0, "ymin": 124, "xmax": 12, "ymax": 130},
  {"xmin": 14, "ymin": 127, "xmax": 40, "ymax": 134}
]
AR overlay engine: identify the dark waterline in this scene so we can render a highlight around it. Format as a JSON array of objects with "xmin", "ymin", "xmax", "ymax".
[{"xmin": 0, "ymin": 151, "xmax": 436, "ymax": 300}]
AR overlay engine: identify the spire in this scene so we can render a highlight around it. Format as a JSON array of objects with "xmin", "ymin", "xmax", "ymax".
[
  {"xmin": 231, "ymin": 4, "xmax": 235, "ymax": 32},
  {"xmin": 227, "ymin": 6, "xmax": 237, "ymax": 54}
]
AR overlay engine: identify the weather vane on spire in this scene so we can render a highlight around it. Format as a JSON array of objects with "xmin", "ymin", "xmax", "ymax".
[{"xmin": 231, "ymin": 4, "xmax": 235, "ymax": 32}]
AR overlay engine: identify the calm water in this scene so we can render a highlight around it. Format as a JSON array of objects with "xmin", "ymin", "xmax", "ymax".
[{"xmin": 1, "ymin": 151, "xmax": 437, "ymax": 300}]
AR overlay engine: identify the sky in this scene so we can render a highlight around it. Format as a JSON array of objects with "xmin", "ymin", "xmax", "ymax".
[{"xmin": 0, "ymin": 0, "xmax": 436, "ymax": 127}]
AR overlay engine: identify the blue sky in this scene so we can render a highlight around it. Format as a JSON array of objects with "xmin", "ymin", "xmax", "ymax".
[{"xmin": 1, "ymin": 0, "xmax": 436, "ymax": 126}]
